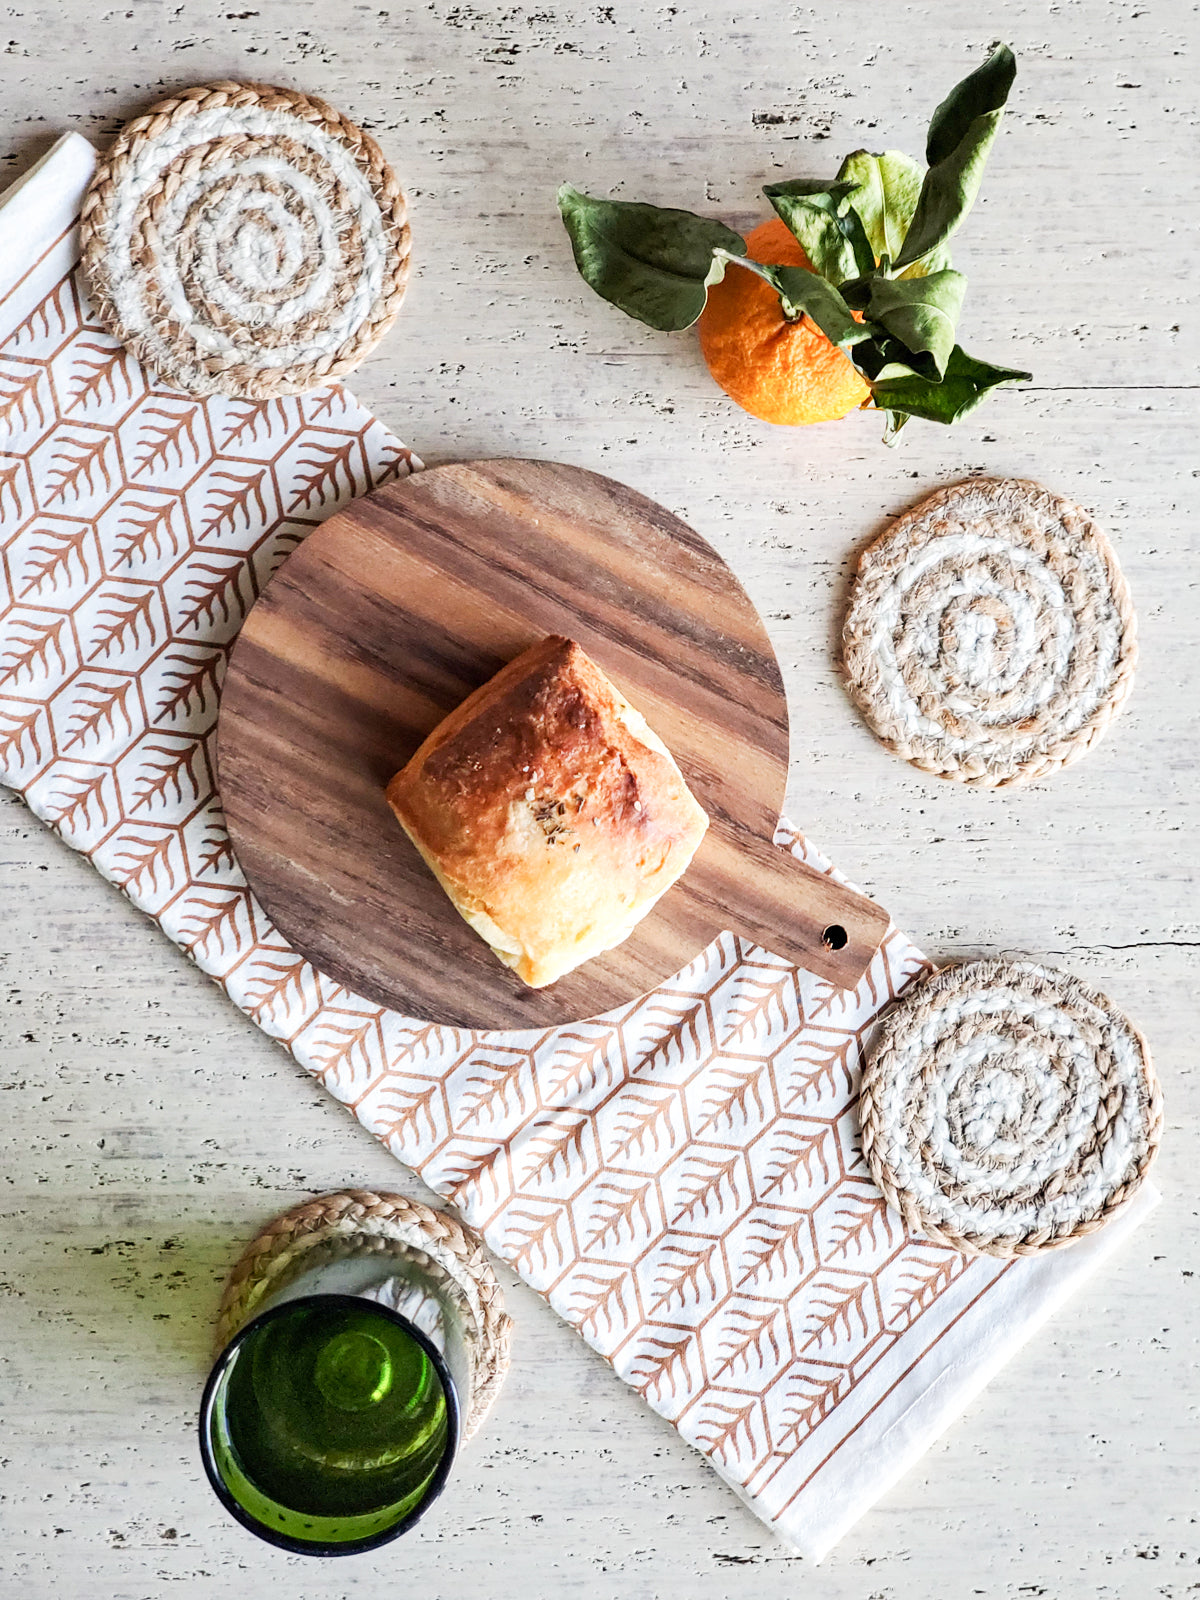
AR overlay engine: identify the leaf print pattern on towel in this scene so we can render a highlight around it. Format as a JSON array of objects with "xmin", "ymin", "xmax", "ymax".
[{"xmin": 1, "ymin": 253, "xmax": 1012, "ymax": 1535}]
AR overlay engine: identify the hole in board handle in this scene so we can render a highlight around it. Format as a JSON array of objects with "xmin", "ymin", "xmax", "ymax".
[{"xmin": 822, "ymin": 924, "xmax": 848, "ymax": 951}]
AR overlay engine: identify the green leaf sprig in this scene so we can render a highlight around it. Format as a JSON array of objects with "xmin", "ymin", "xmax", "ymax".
[{"xmin": 557, "ymin": 44, "xmax": 1030, "ymax": 439}]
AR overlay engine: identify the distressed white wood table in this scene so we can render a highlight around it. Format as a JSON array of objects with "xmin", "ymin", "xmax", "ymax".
[{"xmin": 1, "ymin": 3, "xmax": 1195, "ymax": 1595}]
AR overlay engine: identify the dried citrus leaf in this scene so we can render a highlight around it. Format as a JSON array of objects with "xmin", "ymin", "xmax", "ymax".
[
  {"xmin": 870, "ymin": 343, "xmax": 1030, "ymax": 424},
  {"xmin": 895, "ymin": 45, "xmax": 1017, "ymax": 272},
  {"xmin": 836, "ymin": 150, "xmax": 952, "ymax": 277},
  {"xmin": 557, "ymin": 184, "xmax": 746, "ymax": 332},
  {"xmin": 761, "ymin": 180, "xmax": 875, "ymax": 285},
  {"xmin": 867, "ymin": 269, "xmax": 967, "ymax": 379}
]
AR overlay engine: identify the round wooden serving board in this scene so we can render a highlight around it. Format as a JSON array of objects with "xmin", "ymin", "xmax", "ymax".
[{"xmin": 217, "ymin": 460, "xmax": 889, "ymax": 1029}]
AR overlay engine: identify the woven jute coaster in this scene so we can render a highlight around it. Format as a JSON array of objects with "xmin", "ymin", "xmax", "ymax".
[
  {"xmin": 80, "ymin": 81, "xmax": 410, "ymax": 398},
  {"xmin": 860, "ymin": 960, "xmax": 1162, "ymax": 1257},
  {"xmin": 216, "ymin": 1190, "xmax": 512, "ymax": 1441},
  {"xmin": 841, "ymin": 479, "xmax": 1138, "ymax": 787}
]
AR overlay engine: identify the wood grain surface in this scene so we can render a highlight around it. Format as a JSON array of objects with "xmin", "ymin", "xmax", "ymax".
[
  {"xmin": 2, "ymin": 7, "xmax": 1197, "ymax": 1599},
  {"xmin": 218, "ymin": 459, "xmax": 889, "ymax": 1027}
]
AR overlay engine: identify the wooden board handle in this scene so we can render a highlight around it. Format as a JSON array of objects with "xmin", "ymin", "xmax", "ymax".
[{"xmin": 697, "ymin": 828, "xmax": 891, "ymax": 990}]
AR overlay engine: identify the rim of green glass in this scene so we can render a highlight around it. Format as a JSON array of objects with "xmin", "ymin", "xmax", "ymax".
[{"xmin": 198, "ymin": 1292, "xmax": 461, "ymax": 1557}]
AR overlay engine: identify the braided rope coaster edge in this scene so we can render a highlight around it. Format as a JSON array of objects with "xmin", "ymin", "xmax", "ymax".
[
  {"xmin": 216, "ymin": 1189, "xmax": 513, "ymax": 1441},
  {"xmin": 859, "ymin": 959, "xmax": 1163, "ymax": 1257},
  {"xmin": 80, "ymin": 80, "xmax": 411, "ymax": 399},
  {"xmin": 841, "ymin": 478, "xmax": 1138, "ymax": 788}
]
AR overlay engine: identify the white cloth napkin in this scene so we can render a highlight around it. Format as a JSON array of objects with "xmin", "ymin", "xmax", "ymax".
[{"xmin": 0, "ymin": 134, "xmax": 1158, "ymax": 1562}]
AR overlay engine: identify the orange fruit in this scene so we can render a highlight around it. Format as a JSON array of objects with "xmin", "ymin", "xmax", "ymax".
[{"xmin": 697, "ymin": 216, "xmax": 871, "ymax": 426}]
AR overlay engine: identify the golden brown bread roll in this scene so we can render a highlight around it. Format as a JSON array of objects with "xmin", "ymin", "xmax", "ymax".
[{"xmin": 385, "ymin": 636, "xmax": 709, "ymax": 987}]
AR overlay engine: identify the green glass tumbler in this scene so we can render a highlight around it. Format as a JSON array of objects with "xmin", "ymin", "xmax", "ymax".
[{"xmin": 200, "ymin": 1291, "xmax": 461, "ymax": 1555}]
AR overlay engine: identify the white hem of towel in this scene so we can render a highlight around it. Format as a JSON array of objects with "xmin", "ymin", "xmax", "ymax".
[{"xmin": 0, "ymin": 133, "xmax": 96, "ymax": 334}]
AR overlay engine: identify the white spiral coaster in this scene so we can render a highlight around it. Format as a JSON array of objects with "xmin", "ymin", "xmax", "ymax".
[
  {"xmin": 842, "ymin": 479, "xmax": 1138, "ymax": 787},
  {"xmin": 859, "ymin": 960, "xmax": 1162, "ymax": 1257},
  {"xmin": 80, "ymin": 81, "xmax": 411, "ymax": 399}
]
